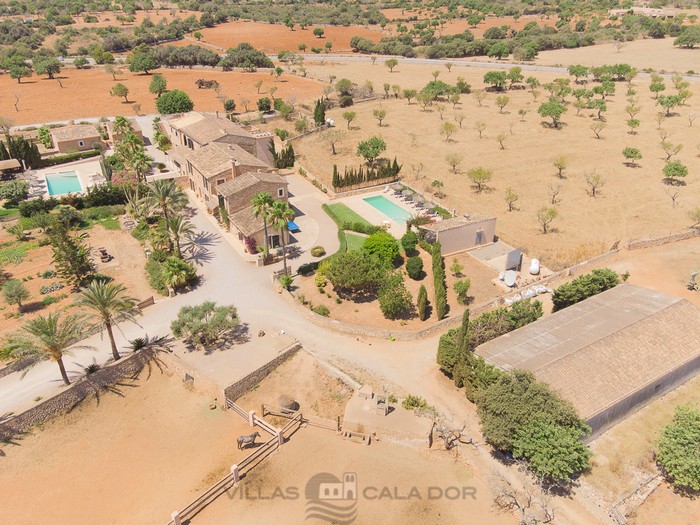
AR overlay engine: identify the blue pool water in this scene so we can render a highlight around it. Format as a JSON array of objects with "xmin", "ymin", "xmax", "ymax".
[
  {"xmin": 363, "ymin": 195, "xmax": 413, "ymax": 224},
  {"xmin": 46, "ymin": 171, "xmax": 82, "ymax": 196}
]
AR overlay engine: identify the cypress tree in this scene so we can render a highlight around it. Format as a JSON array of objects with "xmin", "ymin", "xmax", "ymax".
[{"xmin": 417, "ymin": 284, "xmax": 428, "ymax": 321}]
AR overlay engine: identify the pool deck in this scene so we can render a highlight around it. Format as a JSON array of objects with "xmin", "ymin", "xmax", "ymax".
[
  {"xmin": 338, "ymin": 190, "xmax": 420, "ymax": 238},
  {"xmin": 31, "ymin": 158, "xmax": 104, "ymax": 198}
]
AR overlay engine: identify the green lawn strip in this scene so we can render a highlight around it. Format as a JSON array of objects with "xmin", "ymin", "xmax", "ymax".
[
  {"xmin": 323, "ymin": 203, "xmax": 373, "ymax": 228},
  {"xmin": 345, "ymin": 233, "xmax": 368, "ymax": 251}
]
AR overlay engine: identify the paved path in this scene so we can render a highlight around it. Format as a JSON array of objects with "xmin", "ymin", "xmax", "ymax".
[{"xmin": 0, "ymin": 176, "xmax": 457, "ymax": 420}]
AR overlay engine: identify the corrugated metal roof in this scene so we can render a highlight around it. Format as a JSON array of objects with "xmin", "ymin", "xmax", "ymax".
[{"xmin": 477, "ymin": 284, "xmax": 700, "ymax": 419}]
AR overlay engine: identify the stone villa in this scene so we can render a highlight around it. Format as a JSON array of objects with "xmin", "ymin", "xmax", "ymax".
[{"xmin": 160, "ymin": 111, "xmax": 287, "ymax": 250}]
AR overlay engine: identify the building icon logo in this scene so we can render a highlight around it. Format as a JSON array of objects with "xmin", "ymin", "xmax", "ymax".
[{"xmin": 305, "ymin": 472, "xmax": 358, "ymax": 523}]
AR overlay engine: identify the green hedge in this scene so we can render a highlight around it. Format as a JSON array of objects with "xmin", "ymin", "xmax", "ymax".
[{"xmin": 41, "ymin": 149, "xmax": 101, "ymax": 167}]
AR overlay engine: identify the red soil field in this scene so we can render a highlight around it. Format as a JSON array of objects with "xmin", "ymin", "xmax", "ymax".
[
  {"xmin": 0, "ymin": 67, "xmax": 326, "ymax": 125},
  {"xmin": 187, "ymin": 20, "xmax": 385, "ymax": 53}
]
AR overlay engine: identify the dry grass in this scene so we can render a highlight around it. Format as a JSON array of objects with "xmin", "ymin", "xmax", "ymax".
[
  {"xmin": 585, "ymin": 374, "xmax": 700, "ymax": 504},
  {"xmin": 298, "ymin": 60, "xmax": 700, "ymax": 268}
]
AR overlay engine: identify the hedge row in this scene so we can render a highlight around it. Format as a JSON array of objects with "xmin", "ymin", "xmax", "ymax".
[{"xmin": 40, "ymin": 149, "xmax": 101, "ymax": 168}]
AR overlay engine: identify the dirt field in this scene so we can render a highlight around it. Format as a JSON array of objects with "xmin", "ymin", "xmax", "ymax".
[
  {"xmin": 0, "ymin": 370, "xmax": 259, "ymax": 525},
  {"xmin": 295, "ymin": 244, "xmax": 502, "ymax": 329},
  {"xmin": 236, "ymin": 350, "xmax": 352, "ymax": 421},
  {"xmin": 193, "ymin": 425, "xmax": 509, "ymax": 525},
  {"xmin": 188, "ymin": 20, "xmax": 384, "ymax": 53},
  {"xmin": 0, "ymin": 223, "xmax": 151, "ymax": 336},
  {"xmin": 298, "ymin": 60, "xmax": 700, "ymax": 268},
  {"xmin": 0, "ymin": 67, "xmax": 326, "ymax": 125},
  {"xmin": 535, "ymin": 38, "xmax": 700, "ymax": 74},
  {"xmin": 583, "ymin": 373, "xmax": 700, "ymax": 523}
]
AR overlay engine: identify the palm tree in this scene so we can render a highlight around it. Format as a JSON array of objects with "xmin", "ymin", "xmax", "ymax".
[
  {"xmin": 162, "ymin": 257, "xmax": 196, "ymax": 293},
  {"xmin": 146, "ymin": 179, "xmax": 188, "ymax": 225},
  {"xmin": 3, "ymin": 313, "xmax": 94, "ymax": 385},
  {"xmin": 167, "ymin": 215, "xmax": 196, "ymax": 258},
  {"xmin": 269, "ymin": 200, "xmax": 295, "ymax": 275},
  {"xmin": 127, "ymin": 149, "xmax": 152, "ymax": 201},
  {"xmin": 251, "ymin": 191, "xmax": 274, "ymax": 256},
  {"xmin": 76, "ymin": 281, "xmax": 141, "ymax": 361},
  {"xmin": 113, "ymin": 115, "xmax": 134, "ymax": 136}
]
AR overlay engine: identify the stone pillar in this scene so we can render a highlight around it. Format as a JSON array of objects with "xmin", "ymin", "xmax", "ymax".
[
  {"xmin": 230, "ymin": 464, "xmax": 240, "ymax": 483},
  {"xmin": 248, "ymin": 410, "xmax": 255, "ymax": 427},
  {"xmin": 171, "ymin": 511, "xmax": 182, "ymax": 525}
]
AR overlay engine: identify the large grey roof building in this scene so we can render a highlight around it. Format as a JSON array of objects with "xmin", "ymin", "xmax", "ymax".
[{"xmin": 477, "ymin": 284, "xmax": 700, "ymax": 438}]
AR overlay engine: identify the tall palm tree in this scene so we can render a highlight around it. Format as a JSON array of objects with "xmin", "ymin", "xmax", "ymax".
[
  {"xmin": 251, "ymin": 191, "xmax": 274, "ymax": 256},
  {"xmin": 146, "ymin": 179, "xmax": 188, "ymax": 225},
  {"xmin": 127, "ymin": 149, "xmax": 152, "ymax": 201},
  {"xmin": 269, "ymin": 200, "xmax": 295, "ymax": 275},
  {"xmin": 3, "ymin": 313, "xmax": 94, "ymax": 385},
  {"xmin": 76, "ymin": 281, "xmax": 141, "ymax": 361},
  {"xmin": 113, "ymin": 115, "xmax": 134, "ymax": 136},
  {"xmin": 167, "ymin": 215, "xmax": 196, "ymax": 258}
]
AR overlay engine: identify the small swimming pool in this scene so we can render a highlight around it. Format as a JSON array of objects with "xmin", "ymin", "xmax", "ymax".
[
  {"xmin": 363, "ymin": 195, "xmax": 413, "ymax": 224},
  {"xmin": 46, "ymin": 171, "xmax": 82, "ymax": 196}
]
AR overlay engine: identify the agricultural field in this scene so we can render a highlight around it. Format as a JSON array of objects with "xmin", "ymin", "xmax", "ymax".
[
  {"xmin": 0, "ymin": 66, "xmax": 325, "ymax": 125},
  {"xmin": 297, "ymin": 59, "xmax": 700, "ymax": 269}
]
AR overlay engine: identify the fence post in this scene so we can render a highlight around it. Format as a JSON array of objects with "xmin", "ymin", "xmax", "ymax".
[
  {"xmin": 171, "ymin": 511, "xmax": 182, "ymax": 525},
  {"xmin": 231, "ymin": 464, "xmax": 240, "ymax": 483},
  {"xmin": 248, "ymin": 410, "xmax": 255, "ymax": 427},
  {"xmin": 277, "ymin": 430, "xmax": 284, "ymax": 446}
]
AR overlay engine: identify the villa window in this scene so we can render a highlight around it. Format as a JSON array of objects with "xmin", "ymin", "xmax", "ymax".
[
  {"xmin": 277, "ymin": 188, "xmax": 285, "ymax": 198},
  {"xmin": 78, "ymin": 140, "xmax": 84, "ymax": 147},
  {"xmin": 217, "ymin": 179, "xmax": 225, "ymax": 186}
]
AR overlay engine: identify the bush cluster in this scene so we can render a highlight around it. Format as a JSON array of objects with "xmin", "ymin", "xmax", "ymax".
[{"xmin": 552, "ymin": 268, "xmax": 620, "ymax": 312}]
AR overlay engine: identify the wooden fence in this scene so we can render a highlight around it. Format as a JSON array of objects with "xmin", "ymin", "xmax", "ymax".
[
  {"xmin": 262, "ymin": 403, "xmax": 341, "ymax": 432},
  {"xmin": 166, "ymin": 405, "xmax": 303, "ymax": 525}
]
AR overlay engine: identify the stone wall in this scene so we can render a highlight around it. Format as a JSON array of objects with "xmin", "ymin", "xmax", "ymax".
[
  {"xmin": 626, "ymin": 227, "xmax": 700, "ymax": 250},
  {"xmin": 224, "ymin": 342, "xmax": 301, "ymax": 402},
  {"xmin": 0, "ymin": 352, "xmax": 150, "ymax": 442}
]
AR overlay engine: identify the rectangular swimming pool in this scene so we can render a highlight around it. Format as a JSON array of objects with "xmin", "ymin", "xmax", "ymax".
[
  {"xmin": 363, "ymin": 195, "xmax": 413, "ymax": 224},
  {"xmin": 46, "ymin": 171, "xmax": 82, "ymax": 196}
]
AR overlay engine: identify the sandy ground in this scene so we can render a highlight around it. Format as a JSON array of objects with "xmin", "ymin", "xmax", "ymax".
[
  {"xmin": 298, "ymin": 60, "xmax": 700, "ymax": 269},
  {"xmin": 0, "ymin": 67, "xmax": 326, "ymax": 125},
  {"xmin": 535, "ymin": 38, "xmax": 700, "ymax": 74},
  {"xmin": 0, "ymin": 223, "xmax": 151, "ymax": 336},
  {"xmin": 0, "ymin": 370, "xmax": 260, "ymax": 525},
  {"xmin": 193, "ymin": 425, "xmax": 510, "ymax": 525},
  {"xmin": 545, "ymin": 236, "xmax": 700, "ymax": 308},
  {"xmin": 183, "ymin": 20, "xmax": 384, "ymax": 53},
  {"xmin": 236, "ymin": 350, "xmax": 353, "ymax": 421},
  {"xmin": 584, "ymin": 373, "xmax": 700, "ymax": 523},
  {"xmin": 295, "ymin": 243, "xmax": 501, "ymax": 329}
]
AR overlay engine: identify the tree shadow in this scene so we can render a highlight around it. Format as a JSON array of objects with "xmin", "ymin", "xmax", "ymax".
[{"xmin": 663, "ymin": 178, "xmax": 687, "ymax": 186}]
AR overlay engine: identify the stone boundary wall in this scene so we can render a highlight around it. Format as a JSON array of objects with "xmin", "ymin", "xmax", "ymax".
[
  {"xmin": 157, "ymin": 351, "xmax": 226, "ymax": 404},
  {"xmin": 284, "ymin": 249, "xmax": 621, "ymax": 341},
  {"xmin": 287, "ymin": 124, "xmax": 329, "ymax": 143},
  {"xmin": 0, "ymin": 351, "xmax": 149, "ymax": 442},
  {"xmin": 626, "ymin": 227, "xmax": 700, "ymax": 250},
  {"xmin": 224, "ymin": 342, "xmax": 301, "ymax": 402}
]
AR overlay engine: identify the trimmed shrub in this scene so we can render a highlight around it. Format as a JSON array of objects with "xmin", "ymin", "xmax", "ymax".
[
  {"xmin": 406, "ymin": 256, "xmax": 423, "ymax": 280},
  {"xmin": 454, "ymin": 279, "xmax": 471, "ymax": 304},
  {"xmin": 417, "ymin": 284, "xmax": 428, "ymax": 321},
  {"xmin": 401, "ymin": 231, "xmax": 418, "ymax": 253},
  {"xmin": 310, "ymin": 246, "xmax": 326, "ymax": 257},
  {"xmin": 363, "ymin": 231, "xmax": 399, "ymax": 267},
  {"xmin": 378, "ymin": 272, "xmax": 412, "ymax": 319},
  {"xmin": 41, "ymin": 149, "xmax": 100, "ymax": 167}
]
